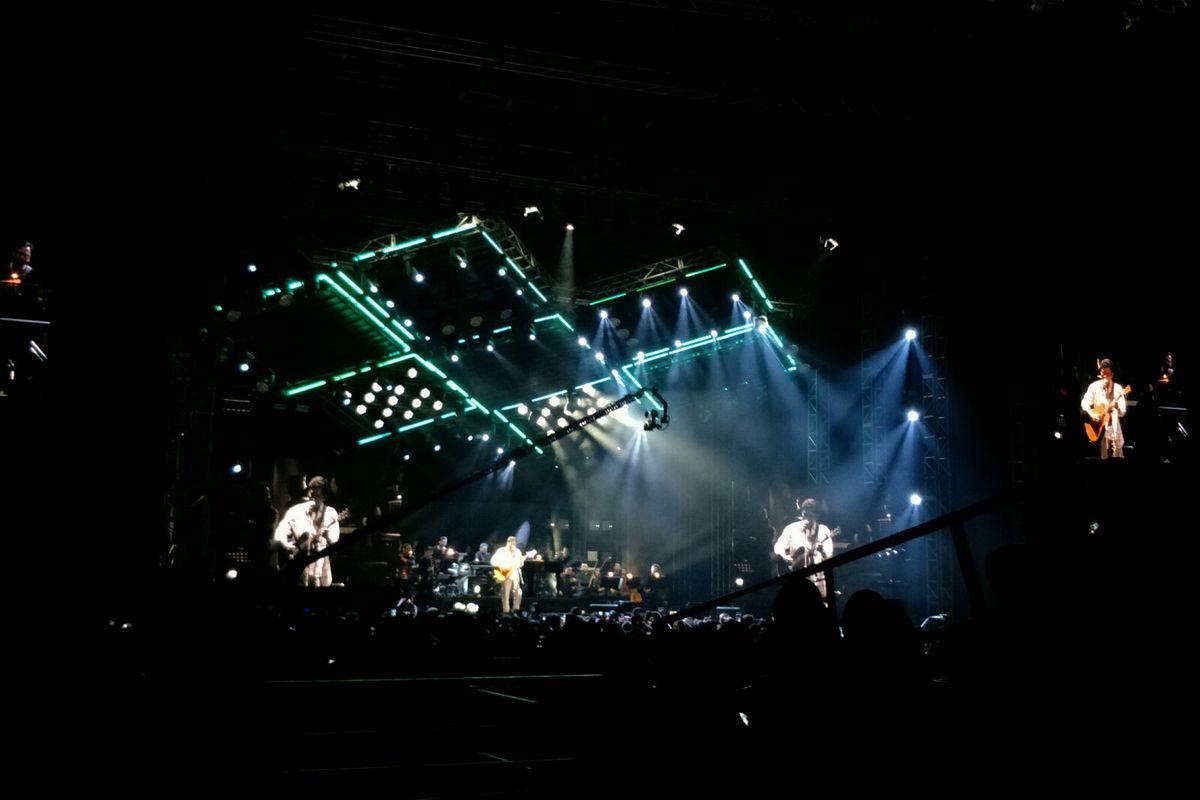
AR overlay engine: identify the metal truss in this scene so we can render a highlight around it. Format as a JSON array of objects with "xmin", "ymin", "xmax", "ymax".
[
  {"xmin": 860, "ymin": 313, "xmax": 883, "ymax": 489},
  {"xmin": 574, "ymin": 251, "xmax": 716, "ymax": 305},
  {"xmin": 481, "ymin": 217, "xmax": 555, "ymax": 300},
  {"xmin": 164, "ymin": 347, "xmax": 218, "ymax": 575},
  {"xmin": 806, "ymin": 368, "xmax": 830, "ymax": 487},
  {"xmin": 919, "ymin": 310, "xmax": 954, "ymax": 619}
]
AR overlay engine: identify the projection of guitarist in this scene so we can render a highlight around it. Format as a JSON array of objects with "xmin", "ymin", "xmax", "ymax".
[
  {"xmin": 1081, "ymin": 359, "xmax": 1128, "ymax": 460},
  {"xmin": 273, "ymin": 475, "xmax": 342, "ymax": 586},
  {"xmin": 773, "ymin": 498, "xmax": 835, "ymax": 598},
  {"xmin": 490, "ymin": 535, "xmax": 525, "ymax": 614}
]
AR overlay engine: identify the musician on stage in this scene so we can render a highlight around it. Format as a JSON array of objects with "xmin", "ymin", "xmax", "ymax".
[
  {"xmin": 5, "ymin": 242, "xmax": 33, "ymax": 286},
  {"xmin": 433, "ymin": 535, "xmax": 452, "ymax": 565},
  {"xmin": 1081, "ymin": 358, "xmax": 1127, "ymax": 460},
  {"xmin": 273, "ymin": 475, "xmax": 341, "ymax": 586},
  {"xmin": 490, "ymin": 535, "xmax": 525, "ymax": 614},
  {"xmin": 773, "ymin": 498, "xmax": 834, "ymax": 597}
]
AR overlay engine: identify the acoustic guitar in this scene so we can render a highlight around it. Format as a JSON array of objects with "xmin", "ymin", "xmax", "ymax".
[
  {"xmin": 774, "ymin": 526, "xmax": 840, "ymax": 577},
  {"xmin": 1084, "ymin": 385, "xmax": 1131, "ymax": 443},
  {"xmin": 494, "ymin": 550, "xmax": 542, "ymax": 583},
  {"xmin": 292, "ymin": 508, "xmax": 350, "ymax": 557}
]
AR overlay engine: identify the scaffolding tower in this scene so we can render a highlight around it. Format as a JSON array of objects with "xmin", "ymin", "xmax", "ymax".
[
  {"xmin": 860, "ymin": 311, "xmax": 885, "ymax": 492},
  {"xmin": 164, "ymin": 344, "xmax": 218, "ymax": 577},
  {"xmin": 807, "ymin": 368, "xmax": 830, "ymax": 487},
  {"xmin": 919, "ymin": 307, "xmax": 954, "ymax": 619}
]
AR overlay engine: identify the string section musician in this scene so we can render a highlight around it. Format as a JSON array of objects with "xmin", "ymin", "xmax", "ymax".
[{"xmin": 773, "ymin": 498, "xmax": 835, "ymax": 598}]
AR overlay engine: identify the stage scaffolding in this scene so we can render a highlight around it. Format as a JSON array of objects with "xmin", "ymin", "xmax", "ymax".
[{"xmin": 918, "ymin": 305, "xmax": 954, "ymax": 620}]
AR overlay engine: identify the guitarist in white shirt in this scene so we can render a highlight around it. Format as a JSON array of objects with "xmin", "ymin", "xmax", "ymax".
[
  {"xmin": 774, "ymin": 498, "xmax": 835, "ymax": 598},
  {"xmin": 1081, "ymin": 358, "xmax": 1127, "ymax": 460},
  {"xmin": 273, "ymin": 476, "xmax": 342, "ymax": 586},
  {"xmin": 490, "ymin": 536, "xmax": 525, "ymax": 614}
]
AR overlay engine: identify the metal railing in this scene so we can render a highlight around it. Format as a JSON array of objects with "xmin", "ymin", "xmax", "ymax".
[{"xmin": 665, "ymin": 493, "xmax": 1006, "ymax": 625}]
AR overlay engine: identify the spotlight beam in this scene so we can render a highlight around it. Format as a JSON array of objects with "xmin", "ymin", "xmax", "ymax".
[{"xmin": 284, "ymin": 387, "xmax": 671, "ymax": 579}]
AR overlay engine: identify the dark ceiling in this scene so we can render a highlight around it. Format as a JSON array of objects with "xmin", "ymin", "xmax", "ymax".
[
  {"xmin": 12, "ymin": 0, "xmax": 1196, "ymax": 436},
  {"xmin": 16, "ymin": 1, "xmax": 1194, "ymax": 329},
  {"xmin": 169, "ymin": 2, "xmax": 1192, "ymax": 344}
]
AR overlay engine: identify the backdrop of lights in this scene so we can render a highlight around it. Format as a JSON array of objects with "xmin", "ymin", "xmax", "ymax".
[{"xmin": 218, "ymin": 217, "xmax": 800, "ymax": 458}]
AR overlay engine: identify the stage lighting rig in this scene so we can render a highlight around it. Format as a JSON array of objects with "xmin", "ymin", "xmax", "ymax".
[
  {"xmin": 643, "ymin": 410, "xmax": 668, "ymax": 431},
  {"xmin": 284, "ymin": 385, "xmax": 671, "ymax": 583}
]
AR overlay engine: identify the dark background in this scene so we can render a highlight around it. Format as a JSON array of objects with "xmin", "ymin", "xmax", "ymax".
[{"xmin": 8, "ymin": 1, "xmax": 1193, "ymax": 591}]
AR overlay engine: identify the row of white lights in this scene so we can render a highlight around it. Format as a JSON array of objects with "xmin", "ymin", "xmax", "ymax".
[{"xmin": 596, "ymin": 291, "xmax": 743, "ymax": 318}]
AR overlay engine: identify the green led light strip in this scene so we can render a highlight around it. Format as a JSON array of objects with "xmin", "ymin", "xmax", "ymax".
[
  {"xmin": 684, "ymin": 263, "xmax": 726, "ymax": 277},
  {"xmin": 480, "ymin": 230, "xmax": 505, "ymax": 255},
  {"xmin": 533, "ymin": 313, "xmax": 575, "ymax": 333},
  {"xmin": 431, "ymin": 222, "xmax": 477, "ymax": 239},
  {"xmin": 317, "ymin": 274, "xmax": 409, "ymax": 351},
  {"xmin": 365, "ymin": 296, "xmax": 390, "ymax": 318},
  {"xmin": 337, "ymin": 272, "xmax": 365, "ymax": 294},
  {"xmin": 504, "ymin": 257, "xmax": 527, "ymax": 279},
  {"xmin": 358, "ymin": 432, "xmax": 392, "ymax": 446},
  {"xmin": 639, "ymin": 277, "xmax": 677, "ymax": 292},
  {"xmin": 588, "ymin": 292, "xmax": 627, "ymax": 306},
  {"xmin": 283, "ymin": 379, "xmax": 327, "ymax": 398},
  {"xmin": 380, "ymin": 237, "xmax": 427, "ymax": 255}
]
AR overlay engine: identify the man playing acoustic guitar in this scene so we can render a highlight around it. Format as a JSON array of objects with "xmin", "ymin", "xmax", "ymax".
[
  {"xmin": 273, "ymin": 475, "xmax": 342, "ymax": 586},
  {"xmin": 490, "ymin": 535, "xmax": 525, "ymax": 614},
  {"xmin": 1081, "ymin": 358, "xmax": 1128, "ymax": 460},
  {"xmin": 774, "ymin": 498, "xmax": 835, "ymax": 599}
]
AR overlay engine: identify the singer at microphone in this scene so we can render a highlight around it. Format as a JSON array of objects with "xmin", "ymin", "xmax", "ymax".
[{"xmin": 1081, "ymin": 358, "xmax": 1127, "ymax": 460}]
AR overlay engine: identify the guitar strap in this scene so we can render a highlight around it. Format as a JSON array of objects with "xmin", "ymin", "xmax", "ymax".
[
  {"xmin": 805, "ymin": 520, "xmax": 818, "ymax": 566},
  {"xmin": 1103, "ymin": 381, "xmax": 1124, "ymax": 456},
  {"xmin": 307, "ymin": 501, "xmax": 327, "ymax": 551},
  {"xmin": 1108, "ymin": 383, "xmax": 1118, "ymax": 455}
]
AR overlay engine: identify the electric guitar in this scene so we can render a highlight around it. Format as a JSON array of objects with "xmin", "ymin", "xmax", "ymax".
[{"xmin": 1084, "ymin": 385, "xmax": 1131, "ymax": 443}]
